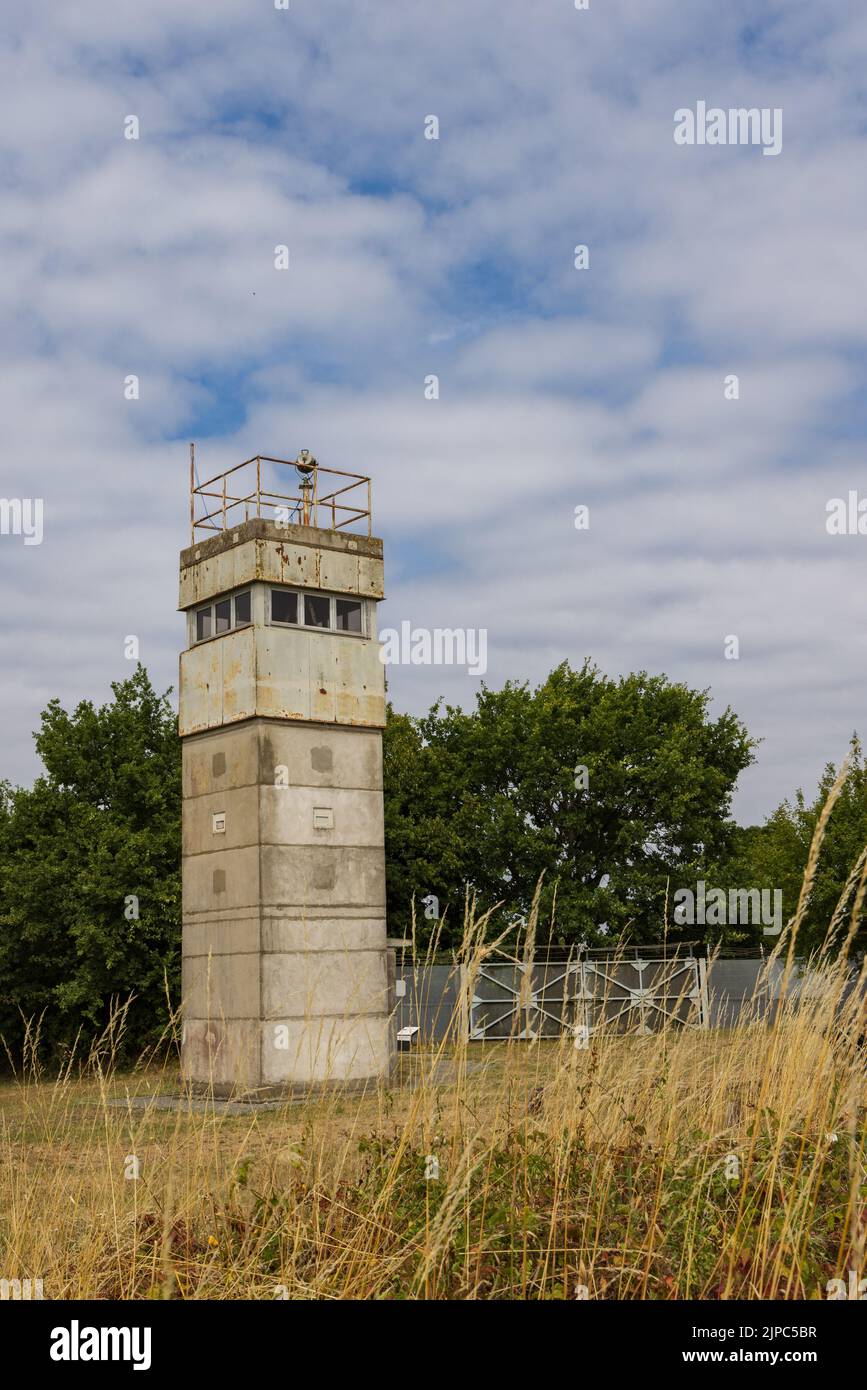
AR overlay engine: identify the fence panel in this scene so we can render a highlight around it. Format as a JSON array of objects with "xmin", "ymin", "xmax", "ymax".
[
  {"xmin": 468, "ymin": 961, "xmax": 581, "ymax": 1039},
  {"xmin": 466, "ymin": 953, "xmax": 706, "ymax": 1040},
  {"xmin": 394, "ymin": 964, "xmax": 462, "ymax": 1043},
  {"xmin": 577, "ymin": 955, "xmax": 704, "ymax": 1035},
  {"xmin": 392, "ymin": 954, "xmax": 863, "ymax": 1042}
]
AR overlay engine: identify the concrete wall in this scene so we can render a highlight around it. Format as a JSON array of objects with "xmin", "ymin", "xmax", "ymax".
[
  {"xmin": 179, "ymin": 519, "xmax": 383, "ymax": 609},
  {"xmin": 178, "ymin": 517, "xmax": 386, "ymax": 736},
  {"xmin": 179, "ymin": 519, "xmax": 391, "ymax": 1096},
  {"xmin": 182, "ymin": 719, "xmax": 391, "ymax": 1093},
  {"xmin": 179, "ymin": 624, "xmax": 386, "ymax": 734}
]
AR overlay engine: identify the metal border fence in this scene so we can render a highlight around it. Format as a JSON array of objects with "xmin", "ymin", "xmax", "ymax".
[{"xmin": 392, "ymin": 946, "xmax": 709, "ymax": 1043}]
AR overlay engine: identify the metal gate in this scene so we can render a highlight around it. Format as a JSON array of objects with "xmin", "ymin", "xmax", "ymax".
[{"xmin": 468, "ymin": 950, "xmax": 707, "ymax": 1040}]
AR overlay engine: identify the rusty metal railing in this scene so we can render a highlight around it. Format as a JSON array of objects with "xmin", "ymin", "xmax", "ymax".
[{"xmin": 189, "ymin": 448, "xmax": 372, "ymax": 543}]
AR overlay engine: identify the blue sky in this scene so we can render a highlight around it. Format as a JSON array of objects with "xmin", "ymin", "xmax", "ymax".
[{"xmin": 1, "ymin": 0, "xmax": 867, "ymax": 823}]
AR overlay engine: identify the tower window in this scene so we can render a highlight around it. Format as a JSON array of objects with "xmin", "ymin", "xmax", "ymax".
[
  {"xmin": 215, "ymin": 599, "xmax": 231, "ymax": 634},
  {"xmin": 304, "ymin": 594, "xmax": 330, "ymax": 628},
  {"xmin": 265, "ymin": 586, "xmax": 367, "ymax": 637},
  {"xmin": 335, "ymin": 598, "xmax": 363, "ymax": 633},
  {"xmin": 270, "ymin": 590, "xmax": 298, "ymax": 625},
  {"xmin": 193, "ymin": 590, "xmax": 255, "ymax": 643}
]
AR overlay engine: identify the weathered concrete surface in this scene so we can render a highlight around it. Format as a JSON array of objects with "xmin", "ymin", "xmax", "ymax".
[
  {"xmin": 260, "ymin": 845, "xmax": 386, "ymax": 909},
  {"xmin": 181, "ymin": 723, "xmax": 390, "ymax": 1088},
  {"xmin": 178, "ymin": 518, "xmax": 386, "ymax": 736},
  {"xmin": 261, "ymin": 949, "xmax": 388, "ymax": 1019},
  {"xmin": 182, "ymin": 952, "xmax": 260, "ymax": 1019},
  {"xmin": 182, "ymin": 721, "xmax": 261, "ymax": 798},
  {"xmin": 179, "ymin": 626, "xmax": 386, "ymax": 734},
  {"xmin": 182, "ymin": 844, "xmax": 261, "ymax": 914},
  {"xmin": 184, "ymin": 911, "xmax": 259, "ymax": 957},
  {"xmin": 183, "ymin": 783, "xmax": 259, "ymax": 855},
  {"xmin": 179, "ymin": 519, "xmax": 384, "ymax": 609},
  {"xmin": 261, "ymin": 916, "xmax": 386, "ymax": 953},
  {"xmin": 259, "ymin": 1015, "xmax": 391, "ymax": 1087},
  {"xmin": 258, "ymin": 722, "xmax": 383, "ymax": 789},
  {"xmin": 180, "ymin": 520, "xmax": 391, "ymax": 1096},
  {"xmin": 182, "ymin": 1017, "xmax": 261, "ymax": 1092}
]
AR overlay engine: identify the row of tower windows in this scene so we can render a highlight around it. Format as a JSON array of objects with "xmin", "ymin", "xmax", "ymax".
[
  {"xmin": 270, "ymin": 589, "xmax": 364, "ymax": 633},
  {"xmin": 195, "ymin": 590, "xmax": 251, "ymax": 641},
  {"xmin": 193, "ymin": 587, "xmax": 366, "ymax": 644}
]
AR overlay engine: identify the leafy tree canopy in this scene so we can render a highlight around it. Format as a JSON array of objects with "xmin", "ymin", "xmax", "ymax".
[
  {"xmin": 3, "ymin": 657, "xmax": 861, "ymax": 1066},
  {"xmin": 0, "ymin": 666, "xmax": 180, "ymax": 1062},
  {"xmin": 724, "ymin": 736, "xmax": 867, "ymax": 955},
  {"xmin": 383, "ymin": 660, "xmax": 756, "ymax": 948}
]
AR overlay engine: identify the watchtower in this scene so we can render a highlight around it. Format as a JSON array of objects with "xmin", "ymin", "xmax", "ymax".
[{"xmin": 179, "ymin": 451, "xmax": 391, "ymax": 1095}]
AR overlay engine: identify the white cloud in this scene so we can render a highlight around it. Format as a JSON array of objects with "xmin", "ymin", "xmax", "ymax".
[{"xmin": 0, "ymin": 0, "xmax": 866, "ymax": 828}]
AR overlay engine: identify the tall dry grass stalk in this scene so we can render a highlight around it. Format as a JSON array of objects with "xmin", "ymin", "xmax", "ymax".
[{"xmin": 0, "ymin": 872, "xmax": 864, "ymax": 1300}]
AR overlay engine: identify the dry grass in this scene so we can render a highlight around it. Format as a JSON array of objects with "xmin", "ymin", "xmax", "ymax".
[{"xmin": 0, "ymin": 925, "xmax": 864, "ymax": 1300}]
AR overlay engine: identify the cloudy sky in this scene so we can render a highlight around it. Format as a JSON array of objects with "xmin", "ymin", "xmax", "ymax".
[{"xmin": 1, "ymin": 0, "xmax": 865, "ymax": 823}]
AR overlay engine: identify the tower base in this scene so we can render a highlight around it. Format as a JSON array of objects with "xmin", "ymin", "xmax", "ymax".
[{"xmin": 180, "ymin": 717, "xmax": 393, "ymax": 1093}]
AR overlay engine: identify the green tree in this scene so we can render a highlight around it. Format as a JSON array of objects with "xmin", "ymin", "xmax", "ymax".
[
  {"xmin": 729, "ymin": 736, "xmax": 867, "ymax": 955},
  {"xmin": 383, "ymin": 660, "xmax": 755, "ymax": 947},
  {"xmin": 0, "ymin": 666, "xmax": 181, "ymax": 1062},
  {"xmin": 0, "ymin": 656, "xmax": 786, "ymax": 1059}
]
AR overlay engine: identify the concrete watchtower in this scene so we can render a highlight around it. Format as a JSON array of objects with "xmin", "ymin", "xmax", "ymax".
[{"xmin": 178, "ymin": 450, "xmax": 391, "ymax": 1095}]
